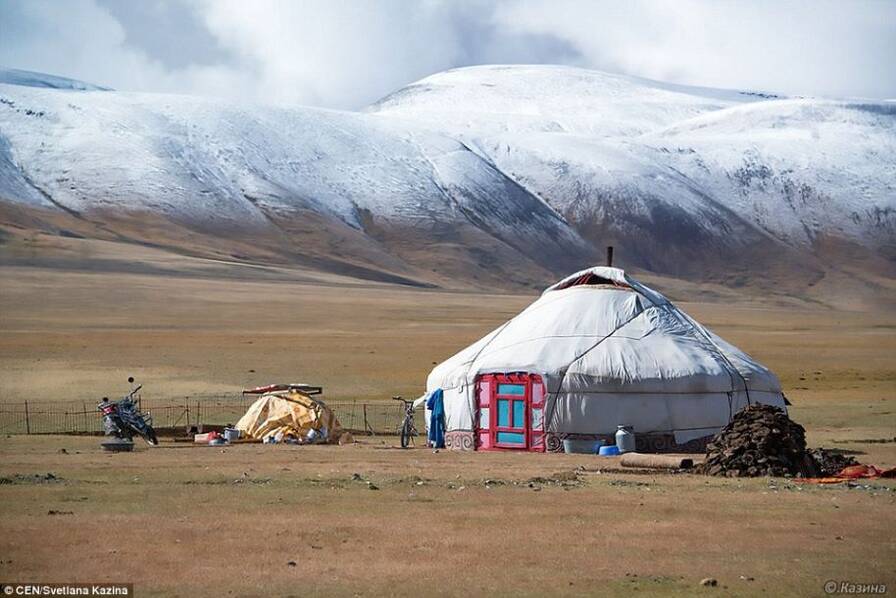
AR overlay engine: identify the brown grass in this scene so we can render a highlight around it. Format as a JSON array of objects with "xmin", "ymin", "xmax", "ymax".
[
  {"xmin": 1, "ymin": 245, "xmax": 895, "ymax": 596},
  {"xmin": 0, "ymin": 437, "xmax": 894, "ymax": 597}
]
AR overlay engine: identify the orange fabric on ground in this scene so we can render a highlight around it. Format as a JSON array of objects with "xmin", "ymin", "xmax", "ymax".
[{"xmin": 797, "ymin": 464, "xmax": 896, "ymax": 484}]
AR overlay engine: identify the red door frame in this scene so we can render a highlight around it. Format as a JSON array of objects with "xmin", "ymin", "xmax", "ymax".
[{"xmin": 476, "ymin": 373, "xmax": 545, "ymax": 452}]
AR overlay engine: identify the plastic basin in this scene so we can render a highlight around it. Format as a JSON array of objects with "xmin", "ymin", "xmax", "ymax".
[{"xmin": 562, "ymin": 438, "xmax": 602, "ymax": 454}]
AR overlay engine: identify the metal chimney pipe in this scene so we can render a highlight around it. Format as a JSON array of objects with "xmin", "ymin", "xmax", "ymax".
[{"xmin": 606, "ymin": 245, "xmax": 614, "ymax": 267}]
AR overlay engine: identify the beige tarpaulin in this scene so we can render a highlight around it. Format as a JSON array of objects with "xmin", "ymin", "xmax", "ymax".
[{"xmin": 236, "ymin": 390, "xmax": 343, "ymax": 442}]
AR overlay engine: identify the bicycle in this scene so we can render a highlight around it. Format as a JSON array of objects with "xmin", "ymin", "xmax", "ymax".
[{"xmin": 392, "ymin": 396, "xmax": 419, "ymax": 448}]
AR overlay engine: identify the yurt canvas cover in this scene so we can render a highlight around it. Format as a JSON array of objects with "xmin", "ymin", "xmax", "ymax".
[{"xmin": 425, "ymin": 267, "xmax": 785, "ymax": 453}]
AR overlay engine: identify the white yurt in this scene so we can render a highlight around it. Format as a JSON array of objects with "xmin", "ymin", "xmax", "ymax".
[{"xmin": 425, "ymin": 266, "xmax": 785, "ymax": 453}]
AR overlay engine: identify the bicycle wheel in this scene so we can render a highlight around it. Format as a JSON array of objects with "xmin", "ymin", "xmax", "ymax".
[{"xmin": 400, "ymin": 419, "xmax": 412, "ymax": 448}]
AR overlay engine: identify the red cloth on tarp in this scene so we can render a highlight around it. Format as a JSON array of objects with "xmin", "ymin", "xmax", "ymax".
[{"xmin": 797, "ymin": 464, "xmax": 896, "ymax": 484}]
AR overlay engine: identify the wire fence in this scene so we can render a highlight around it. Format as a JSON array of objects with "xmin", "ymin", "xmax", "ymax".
[{"xmin": 0, "ymin": 395, "xmax": 407, "ymax": 436}]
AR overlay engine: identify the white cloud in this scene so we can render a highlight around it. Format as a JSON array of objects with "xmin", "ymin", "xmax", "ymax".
[
  {"xmin": 493, "ymin": 0, "xmax": 896, "ymax": 98},
  {"xmin": 192, "ymin": 0, "xmax": 472, "ymax": 107},
  {"xmin": 0, "ymin": 0, "xmax": 245, "ymax": 97},
  {"xmin": 1, "ymin": 0, "xmax": 894, "ymax": 108}
]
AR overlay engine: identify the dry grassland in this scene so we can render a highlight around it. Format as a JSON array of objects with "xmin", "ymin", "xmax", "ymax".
[
  {"xmin": 0, "ymin": 437, "xmax": 893, "ymax": 597},
  {"xmin": 1, "ymin": 250, "xmax": 895, "ymax": 596}
]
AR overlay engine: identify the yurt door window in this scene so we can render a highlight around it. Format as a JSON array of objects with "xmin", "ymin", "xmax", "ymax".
[{"xmin": 495, "ymin": 382, "xmax": 527, "ymax": 447}]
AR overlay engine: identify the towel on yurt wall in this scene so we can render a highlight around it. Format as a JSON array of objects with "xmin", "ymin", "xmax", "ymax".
[
  {"xmin": 236, "ymin": 390, "xmax": 343, "ymax": 442},
  {"xmin": 427, "ymin": 388, "xmax": 445, "ymax": 448}
]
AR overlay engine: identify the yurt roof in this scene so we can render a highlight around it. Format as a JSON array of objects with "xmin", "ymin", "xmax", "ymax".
[{"xmin": 427, "ymin": 267, "xmax": 781, "ymax": 396}]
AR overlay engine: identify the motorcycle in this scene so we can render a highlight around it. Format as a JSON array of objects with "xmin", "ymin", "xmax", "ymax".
[{"xmin": 97, "ymin": 377, "xmax": 158, "ymax": 446}]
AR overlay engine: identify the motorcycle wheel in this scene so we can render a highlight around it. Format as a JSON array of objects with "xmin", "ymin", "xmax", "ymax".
[{"xmin": 143, "ymin": 427, "xmax": 159, "ymax": 446}]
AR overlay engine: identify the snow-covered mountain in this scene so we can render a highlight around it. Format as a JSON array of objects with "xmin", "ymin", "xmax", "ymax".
[
  {"xmin": 368, "ymin": 65, "xmax": 777, "ymax": 137},
  {"xmin": 0, "ymin": 67, "xmax": 111, "ymax": 91},
  {"xmin": 0, "ymin": 65, "xmax": 893, "ymax": 290},
  {"xmin": 369, "ymin": 67, "xmax": 895, "ymax": 274}
]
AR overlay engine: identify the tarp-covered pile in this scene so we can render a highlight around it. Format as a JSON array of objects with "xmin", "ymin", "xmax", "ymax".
[{"xmin": 236, "ymin": 388, "xmax": 344, "ymax": 443}]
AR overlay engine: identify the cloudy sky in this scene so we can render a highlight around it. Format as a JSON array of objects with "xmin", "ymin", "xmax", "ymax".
[{"xmin": 2, "ymin": 0, "xmax": 895, "ymax": 109}]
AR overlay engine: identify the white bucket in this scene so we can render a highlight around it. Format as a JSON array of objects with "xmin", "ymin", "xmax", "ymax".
[{"xmin": 615, "ymin": 425, "xmax": 636, "ymax": 453}]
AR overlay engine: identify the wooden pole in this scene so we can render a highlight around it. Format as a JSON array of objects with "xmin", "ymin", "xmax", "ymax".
[
  {"xmin": 24, "ymin": 401, "xmax": 30, "ymax": 434},
  {"xmin": 620, "ymin": 453, "xmax": 694, "ymax": 470},
  {"xmin": 363, "ymin": 404, "xmax": 375, "ymax": 436},
  {"xmin": 606, "ymin": 245, "xmax": 614, "ymax": 267}
]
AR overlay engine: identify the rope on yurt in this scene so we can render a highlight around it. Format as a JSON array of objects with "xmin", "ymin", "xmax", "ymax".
[
  {"xmin": 455, "ymin": 287, "xmax": 592, "ymax": 425},
  {"xmin": 543, "ymin": 303, "xmax": 657, "ymax": 433},
  {"xmin": 455, "ymin": 317, "xmax": 518, "ymax": 424},
  {"xmin": 676, "ymin": 310, "xmax": 752, "ymax": 407}
]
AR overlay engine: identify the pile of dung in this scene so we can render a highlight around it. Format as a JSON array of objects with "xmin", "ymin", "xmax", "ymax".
[
  {"xmin": 698, "ymin": 404, "xmax": 815, "ymax": 477},
  {"xmin": 807, "ymin": 448, "xmax": 858, "ymax": 477}
]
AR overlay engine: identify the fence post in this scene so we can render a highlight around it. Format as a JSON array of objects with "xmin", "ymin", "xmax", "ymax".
[
  {"xmin": 363, "ymin": 403, "xmax": 375, "ymax": 436},
  {"xmin": 24, "ymin": 401, "xmax": 30, "ymax": 434}
]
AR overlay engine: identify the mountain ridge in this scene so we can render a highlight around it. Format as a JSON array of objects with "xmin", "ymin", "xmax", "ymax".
[
  {"xmin": 0, "ymin": 67, "xmax": 112, "ymax": 91},
  {"xmin": 0, "ymin": 65, "xmax": 893, "ymax": 302}
]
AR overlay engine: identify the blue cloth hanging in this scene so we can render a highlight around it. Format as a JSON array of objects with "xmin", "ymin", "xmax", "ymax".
[{"xmin": 426, "ymin": 388, "xmax": 445, "ymax": 449}]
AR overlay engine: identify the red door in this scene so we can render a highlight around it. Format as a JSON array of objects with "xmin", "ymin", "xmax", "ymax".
[{"xmin": 476, "ymin": 373, "xmax": 545, "ymax": 451}]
